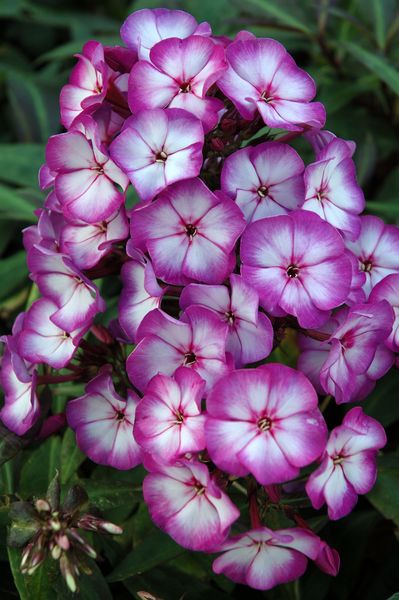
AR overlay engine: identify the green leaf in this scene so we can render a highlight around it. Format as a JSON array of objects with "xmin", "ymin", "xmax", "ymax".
[
  {"xmin": 367, "ymin": 452, "xmax": 399, "ymax": 526},
  {"xmin": 60, "ymin": 429, "xmax": 85, "ymax": 485},
  {"xmin": 19, "ymin": 437, "xmax": 62, "ymax": 498},
  {"xmin": 7, "ymin": 547, "xmax": 54, "ymax": 600},
  {"xmin": 78, "ymin": 479, "xmax": 141, "ymax": 511},
  {"xmin": 237, "ymin": 0, "xmax": 313, "ymax": 35},
  {"xmin": 0, "ymin": 184, "xmax": 37, "ymax": 222},
  {"xmin": 7, "ymin": 72, "xmax": 53, "ymax": 142},
  {"xmin": 107, "ymin": 530, "xmax": 183, "ymax": 582},
  {"xmin": 0, "ymin": 251, "xmax": 29, "ymax": 302},
  {"xmin": 343, "ymin": 41, "xmax": 399, "ymax": 95},
  {"xmin": 0, "ymin": 144, "xmax": 44, "ymax": 187},
  {"xmin": 371, "ymin": 0, "xmax": 387, "ymax": 49},
  {"xmin": 362, "ymin": 369, "xmax": 399, "ymax": 427},
  {"xmin": 0, "ymin": 422, "xmax": 27, "ymax": 468}
]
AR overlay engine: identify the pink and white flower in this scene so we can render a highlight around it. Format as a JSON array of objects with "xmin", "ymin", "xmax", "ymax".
[
  {"xmin": 217, "ymin": 38, "xmax": 326, "ymax": 131},
  {"xmin": 370, "ymin": 274, "xmax": 399, "ymax": 351},
  {"xmin": 205, "ymin": 364, "xmax": 327, "ymax": 485},
  {"xmin": 143, "ymin": 458, "xmax": 239, "ymax": 551},
  {"xmin": 240, "ymin": 211, "xmax": 352, "ymax": 328},
  {"xmin": 0, "ymin": 314, "xmax": 39, "ymax": 436},
  {"xmin": 220, "ymin": 141, "xmax": 305, "ymax": 223},
  {"xmin": 120, "ymin": 8, "xmax": 211, "ymax": 60},
  {"xmin": 180, "ymin": 274, "xmax": 273, "ymax": 367},
  {"xmin": 127, "ymin": 306, "xmax": 230, "ymax": 393},
  {"xmin": 212, "ymin": 527, "xmax": 321, "ymax": 590},
  {"xmin": 128, "ymin": 35, "xmax": 226, "ymax": 132},
  {"xmin": 134, "ymin": 367, "xmax": 206, "ymax": 461},
  {"xmin": 306, "ymin": 407, "xmax": 386, "ymax": 520},
  {"xmin": 346, "ymin": 215, "xmax": 399, "ymax": 298},
  {"xmin": 109, "ymin": 108, "xmax": 204, "ymax": 202},
  {"xmin": 28, "ymin": 246, "xmax": 105, "ymax": 331},
  {"xmin": 315, "ymin": 540, "xmax": 340, "ymax": 576},
  {"xmin": 130, "ymin": 177, "xmax": 245, "ymax": 285},
  {"xmin": 66, "ymin": 368, "xmax": 142, "ymax": 470},
  {"xmin": 301, "ymin": 138, "xmax": 364, "ymax": 240},
  {"xmin": 60, "ymin": 208, "xmax": 129, "ymax": 269},
  {"xmin": 46, "ymin": 116, "xmax": 129, "ymax": 223},
  {"xmin": 119, "ymin": 247, "xmax": 166, "ymax": 343},
  {"xmin": 59, "ymin": 41, "xmax": 110, "ymax": 128},
  {"xmin": 18, "ymin": 298, "xmax": 86, "ymax": 369}
]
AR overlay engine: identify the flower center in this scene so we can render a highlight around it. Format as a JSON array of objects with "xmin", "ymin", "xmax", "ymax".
[
  {"xmin": 183, "ymin": 352, "xmax": 197, "ymax": 366},
  {"xmin": 185, "ymin": 224, "xmax": 197, "ymax": 240},
  {"xmin": 333, "ymin": 455, "xmax": 345, "ymax": 465},
  {"xmin": 99, "ymin": 221, "xmax": 108, "ymax": 233},
  {"xmin": 179, "ymin": 82, "xmax": 191, "ymax": 93},
  {"xmin": 225, "ymin": 311, "xmax": 236, "ymax": 325},
  {"xmin": 194, "ymin": 481, "xmax": 206, "ymax": 495},
  {"xmin": 174, "ymin": 410, "xmax": 184, "ymax": 424},
  {"xmin": 361, "ymin": 259, "xmax": 373, "ymax": 273},
  {"xmin": 260, "ymin": 91, "xmax": 273, "ymax": 103},
  {"xmin": 257, "ymin": 185, "xmax": 269, "ymax": 198},
  {"xmin": 155, "ymin": 150, "xmax": 168, "ymax": 163},
  {"xmin": 258, "ymin": 416, "xmax": 272, "ymax": 432},
  {"xmin": 115, "ymin": 410, "xmax": 125, "ymax": 422},
  {"xmin": 286, "ymin": 264, "xmax": 300, "ymax": 278}
]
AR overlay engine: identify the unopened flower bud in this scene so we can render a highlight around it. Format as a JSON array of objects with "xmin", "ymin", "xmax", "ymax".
[{"xmin": 35, "ymin": 499, "xmax": 51, "ymax": 513}]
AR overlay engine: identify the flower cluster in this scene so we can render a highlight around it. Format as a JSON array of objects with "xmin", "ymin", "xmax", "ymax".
[{"xmin": 1, "ymin": 7, "xmax": 398, "ymax": 592}]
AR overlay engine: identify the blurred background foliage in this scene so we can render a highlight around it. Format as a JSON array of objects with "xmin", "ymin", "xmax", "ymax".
[{"xmin": 1, "ymin": 0, "xmax": 399, "ymax": 599}]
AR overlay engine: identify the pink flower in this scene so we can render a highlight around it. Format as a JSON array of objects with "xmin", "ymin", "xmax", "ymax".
[
  {"xmin": 345, "ymin": 250, "xmax": 367, "ymax": 306},
  {"xmin": 0, "ymin": 314, "xmax": 39, "ymax": 435},
  {"xmin": 143, "ymin": 458, "xmax": 239, "ymax": 551},
  {"xmin": 370, "ymin": 274, "xmax": 399, "ymax": 351},
  {"xmin": 28, "ymin": 246, "xmax": 105, "ymax": 331},
  {"xmin": 301, "ymin": 138, "xmax": 364, "ymax": 240},
  {"xmin": 23, "ymin": 206, "xmax": 65, "ymax": 254},
  {"xmin": 317, "ymin": 302, "xmax": 394, "ymax": 404},
  {"xmin": 120, "ymin": 8, "xmax": 211, "ymax": 60},
  {"xmin": 180, "ymin": 274, "xmax": 273, "ymax": 367},
  {"xmin": 127, "ymin": 307, "xmax": 230, "ymax": 393},
  {"xmin": 119, "ymin": 247, "xmax": 166, "ymax": 343},
  {"xmin": 240, "ymin": 211, "xmax": 352, "ymax": 328},
  {"xmin": 346, "ymin": 215, "xmax": 399, "ymax": 298},
  {"xmin": 109, "ymin": 108, "xmax": 204, "ymax": 202},
  {"xmin": 60, "ymin": 208, "xmax": 129, "ymax": 269},
  {"xmin": 220, "ymin": 141, "xmax": 305, "ymax": 223},
  {"xmin": 128, "ymin": 36, "xmax": 226, "ymax": 132},
  {"xmin": 212, "ymin": 527, "xmax": 321, "ymax": 590},
  {"xmin": 46, "ymin": 116, "xmax": 129, "ymax": 223},
  {"xmin": 315, "ymin": 541, "xmax": 340, "ymax": 576},
  {"xmin": 134, "ymin": 367, "xmax": 206, "ymax": 461},
  {"xmin": 130, "ymin": 178, "xmax": 245, "ymax": 285},
  {"xmin": 18, "ymin": 298, "xmax": 86, "ymax": 369},
  {"xmin": 59, "ymin": 41, "xmax": 110, "ymax": 128},
  {"xmin": 205, "ymin": 364, "xmax": 327, "ymax": 485},
  {"xmin": 66, "ymin": 368, "xmax": 142, "ymax": 470},
  {"xmin": 304, "ymin": 129, "xmax": 356, "ymax": 157},
  {"xmin": 217, "ymin": 38, "xmax": 326, "ymax": 131},
  {"xmin": 306, "ymin": 407, "xmax": 386, "ymax": 520}
]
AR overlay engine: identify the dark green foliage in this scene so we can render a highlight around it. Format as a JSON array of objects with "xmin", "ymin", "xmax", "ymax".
[{"xmin": 1, "ymin": 1, "xmax": 399, "ymax": 598}]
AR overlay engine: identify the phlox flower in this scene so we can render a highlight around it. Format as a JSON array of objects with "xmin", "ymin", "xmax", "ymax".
[
  {"xmin": 134, "ymin": 367, "xmax": 206, "ymax": 461},
  {"xmin": 18, "ymin": 298, "xmax": 87, "ymax": 369},
  {"xmin": 212, "ymin": 527, "xmax": 321, "ymax": 590},
  {"xmin": 0, "ymin": 314, "xmax": 39, "ymax": 435},
  {"xmin": 130, "ymin": 177, "xmax": 245, "ymax": 285},
  {"xmin": 109, "ymin": 108, "xmax": 204, "ymax": 202},
  {"xmin": 220, "ymin": 141, "xmax": 305, "ymax": 223},
  {"xmin": 346, "ymin": 215, "xmax": 399, "ymax": 298},
  {"xmin": 46, "ymin": 116, "xmax": 129, "ymax": 223},
  {"xmin": 240, "ymin": 211, "xmax": 352, "ymax": 328},
  {"xmin": 143, "ymin": 457, "xmax": 239, "ymax": 551},
  {"xmin": 120, "ymin": 8, "xmax": 211, "ymax": 60},
  {"xmin": 28, "ymin": 245, "xmax": 105, "ymax": 331},
  {"xmin": 205, "ymin": 364, "xmax": 327, "ymax": 485},
  {"xmin": 66, "ymin": 368, "xmax": 142, "ymax": 470},
  {"xmin": 127, "ymin": 307, "xmax": 230, "ymax": 393},
  {"xmin": 119, "ymin": 246, "xmax": 166, "ymax": 342},
  {"xmin": 370, "ymin": 274, "xmax": 399, "ymax": 351},
  {"xmin": 128, "ymin": 35, "xmax": 226, "ymax": 132},
  {"xmin": 304, "ymin": 129, "xmax": 356, "ymax": 157},
  {"xmin": 297, "ymin": 303, "xmax": 395, "ymax": 403},
  {"xmin": 217, "ymin": 38, "xmax": 325, "ymax": 131},
  {"xmin": 302, "ymin": 137, "xmax": 365, "ymax": 240},
  {"xmin": 60, "ymin": 208, "xmax": 129, "ymax": 269},
  {"xmin": 180, "ymin": 274, "xmax": 273, "ymax": 367},
  {"xmin": 306, "ymin": 407, "xmax": 386, "ymax": 520}
]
